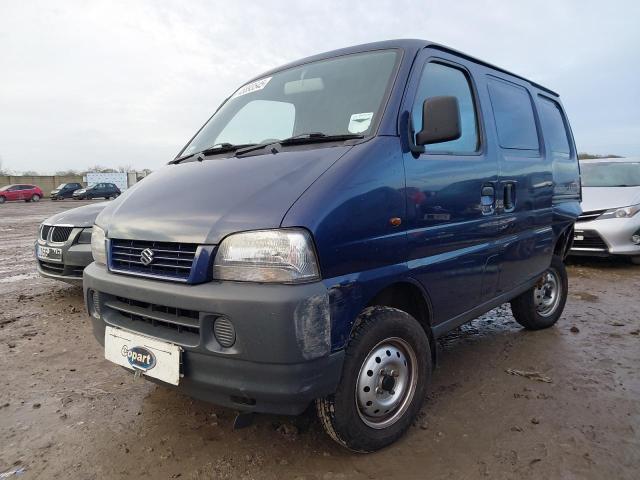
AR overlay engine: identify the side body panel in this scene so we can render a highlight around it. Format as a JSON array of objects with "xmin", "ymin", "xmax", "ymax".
[
  {"xmin": 284, "ymin": 45, "xmax": 580, "ymax": 349},
  {"xmin": 282, "ymin": 137, "xmax": 409, "ymax": 348},
  {"xmin": 399, "ymin": 49, "xmax": 502, "ymax": 324},
  {"xmin": 478, "ymin": 72, "xmax": 555, "ymax": 293}
]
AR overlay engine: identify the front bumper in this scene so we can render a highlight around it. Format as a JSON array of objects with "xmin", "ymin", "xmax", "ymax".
[
  {"xmin": 83, "ymin": 263, "xmax": 343, "ymax": 415},
  {"xmin": 35, "ymin": 235, "xmax": 93, "ymax": 285},
  {"xmin": 570, "ymin": 215, "xmax": 640, "ymax": 258}
]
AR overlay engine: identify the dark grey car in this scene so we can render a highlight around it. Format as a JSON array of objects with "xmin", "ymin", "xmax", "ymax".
[{"xmin": 35, "ymin": 203, "xmax": 107, "ymax": 284}]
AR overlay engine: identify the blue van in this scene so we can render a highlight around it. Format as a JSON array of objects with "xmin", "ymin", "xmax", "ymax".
[{"xmin": 84, "ymin": 39, "xmax": 580, "ymax": 452}]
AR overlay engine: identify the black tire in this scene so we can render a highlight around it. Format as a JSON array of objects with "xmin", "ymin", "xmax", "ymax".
[
  {"xmin": 510, "ymin": 255, "xmax": 568, "ymax": 330},
  {"xmin": 317, "ymin": 306, "xmax": 431, "ymax": 452},
  {"xmin": 30, "ymin": 194, "xmax": 40, "ymax": 202},
  {"xmin": 630, "ymin": 257, "xmax": 640, "ymax": 265},
  {"xmin": 0, "ymin": 196, "xmax": 5, "ymax": 204}
]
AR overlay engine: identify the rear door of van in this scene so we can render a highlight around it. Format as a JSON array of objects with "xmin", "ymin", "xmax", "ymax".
[
  {"xmin": 483, "ymin": 76, "xmax": 554, "ymax": 293},
  {"xmin": 401, "ymin": 48, "xmax": 502, "ymax": 325}
]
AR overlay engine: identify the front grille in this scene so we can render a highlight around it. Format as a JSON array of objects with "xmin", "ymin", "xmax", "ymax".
[
  {"xmin": 39, "ymin": 260, "xmax": 64, "ymax": 274},
  {"xmin": 573, "ymin": 231, "xmax": 608, "ymax": 250},
  {"xmin": 38, "ymin": 261, "xmax": 84, "ymax": 277},
  {"xmin": 577, "ymin": 209, "xmax": 606, "ymax": 222},
  {"xmin": 41, "ymin": 225, "xmax": 52, "ymax": 241},
  {"xmin": 103, "ymin": 295, "xmax": 200, "ymax": 344},
  {"xmin": 110, "ymin": 239, "xmax": 198, "ymax": 281},
  {"xmin": 51, "ymin": 226, "xmax": 74, "ymax": 243}
]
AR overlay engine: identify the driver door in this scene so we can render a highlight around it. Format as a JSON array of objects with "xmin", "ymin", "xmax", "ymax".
[{"xmin": 402, "ymin": 49, "xmax": 501, "ymax": 327}]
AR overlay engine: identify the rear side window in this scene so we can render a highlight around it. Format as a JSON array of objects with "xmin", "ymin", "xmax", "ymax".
[
  {"xmin": 412, "ymin": 62, "xmax": 479, "ymax": 153},
  {"xmin": 487, "ymin": 78, "xmax": 539, "ymax": 150},
  {"xmin": 538, "ymin": 97, "xmax": 571, "ymax": 155}
]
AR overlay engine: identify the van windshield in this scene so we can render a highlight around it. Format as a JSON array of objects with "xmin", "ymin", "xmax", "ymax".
[
  {"xmin": 181, "ymin": 50, "xmax": 400, "ymax": 157},
  {"xmin": 581, "ymin": 162, "xmax": 640, "ymax": 187}
]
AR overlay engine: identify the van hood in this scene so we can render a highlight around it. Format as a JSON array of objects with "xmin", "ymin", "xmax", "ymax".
[
  {"xmin": 581, "ymin": 186, "xmax": 640, "ymax": 212},
  {"xmin": 97, "ymin": 146, "xmax": 352, "ymax": 244},
  {"xmin": 45, "ymin": 202, "xmax": 108, "ymax": 227}
]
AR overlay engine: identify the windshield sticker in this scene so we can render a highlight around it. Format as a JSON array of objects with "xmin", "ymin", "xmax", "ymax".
[
  {"xmin": 348, "ymin": 112, "xmax": 374, "ymax": 134},
  {"xmin": 231, "ymin": 77, "xmax": 272, "ymax": 99}
]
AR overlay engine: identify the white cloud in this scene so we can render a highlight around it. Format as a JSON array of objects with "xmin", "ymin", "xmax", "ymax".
[{"xmin": 0, "ymin": 0, "xmax": 638, "ymax": 172}]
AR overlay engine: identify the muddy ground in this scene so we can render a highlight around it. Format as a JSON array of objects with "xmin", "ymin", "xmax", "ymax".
[{"xmin": 1, "ymin": 200, "xmax": 639, "ymax": 479}]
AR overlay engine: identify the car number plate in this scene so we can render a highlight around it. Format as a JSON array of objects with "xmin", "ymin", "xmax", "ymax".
[
  {"xmin": 104, "ymin": 326, "xmax": 181, "ymax": 385},
  {"xmin": 36, "ymin": 245, "xmax": 63, "ymax": 261},
  {"xmin": 574, "ymin": 235, "xmax": 584, "ymax": 241}
]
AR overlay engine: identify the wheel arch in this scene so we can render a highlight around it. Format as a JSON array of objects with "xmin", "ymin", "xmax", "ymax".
[
  {"xmin": 554, "ymin": 224, "xmax": 574, "ymax": 260},
  {"xmin": 362, "ymin": 280, "xmax": 437, "ymax": 365}
]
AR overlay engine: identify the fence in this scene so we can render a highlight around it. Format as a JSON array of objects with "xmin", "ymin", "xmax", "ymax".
[{"xmin": 1, "ymin": 175, "xmax": 94, "ymax": 194}]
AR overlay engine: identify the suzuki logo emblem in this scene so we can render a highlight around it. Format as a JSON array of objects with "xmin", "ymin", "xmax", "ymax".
[{"xmin": 140, "ymin": 248, "xmax": 155, "ymax": 266}]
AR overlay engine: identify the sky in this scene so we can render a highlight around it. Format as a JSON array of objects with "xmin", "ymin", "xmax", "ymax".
[{"xmin": 1, "ymin": 0, "xmax": 639, "ymax": 174}]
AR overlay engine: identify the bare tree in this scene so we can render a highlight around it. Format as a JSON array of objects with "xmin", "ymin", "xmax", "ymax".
[
  {"xmin": 578, "ymin": 152, "xmax": 623, "ymax": 160},
  {"xmin": 85, "ymin": 165, "xmax": 117, "ymax": 173}
]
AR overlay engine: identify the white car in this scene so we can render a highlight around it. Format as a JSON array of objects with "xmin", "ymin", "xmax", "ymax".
[{"xmin": 571, "ymin": 158, "xmax": 640, "ymax": 263}]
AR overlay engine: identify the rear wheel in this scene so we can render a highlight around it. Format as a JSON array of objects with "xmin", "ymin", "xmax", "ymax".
[
  {"xmin": 510, "ymin": 255, "xmax": 568, "ymax": 330},
  {"xmin": 317, "ymin": 306, "xmax": 431, "ymax": 452},
  {"xmin": 30, "ymin": 194, "xmax": 40, "ymax": 202}
]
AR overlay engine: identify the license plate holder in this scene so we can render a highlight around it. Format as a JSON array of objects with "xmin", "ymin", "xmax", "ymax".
[
  {"xmin": 104, "ymin": 326, "xmax": 181, "ymax": 385},
  {"xmin": 37, "ymin": 245, "xmax": 63, "ymax": 261}
]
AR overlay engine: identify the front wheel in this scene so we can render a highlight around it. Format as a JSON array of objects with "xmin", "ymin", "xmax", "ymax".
[
  {"xmin": 0, "ymin": 196, "xmax": 5, "ymax": 204},
  {"xmin": 317, "ymin": 306, "xmax": 431, "ymax": 452},
  {"xmin": 510, "ymin": 255, "xmax": 568, "ymax": 330}
]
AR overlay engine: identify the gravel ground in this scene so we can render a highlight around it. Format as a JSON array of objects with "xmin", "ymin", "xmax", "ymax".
[{"xmin": 1, "ymin": 200, "xmax": 639, "ymax": 479}]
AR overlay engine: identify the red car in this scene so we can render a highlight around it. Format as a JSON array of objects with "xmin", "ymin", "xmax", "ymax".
[{"xmin": 0, "ymin": 184, "xmax": 44, "ymax": 203}]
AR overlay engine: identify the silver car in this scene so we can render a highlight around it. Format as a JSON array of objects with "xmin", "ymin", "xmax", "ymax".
[
  {"xmin": 571, "ymin": 158, "xmax": 640, "ymax": 263},
  {"xmin": 35, "ymin": 202, "xmax": 108, "ymax": 284}
]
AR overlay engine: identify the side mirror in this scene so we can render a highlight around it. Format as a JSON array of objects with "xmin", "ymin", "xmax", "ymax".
[{"xmin": 415, "ymin": 96, "xmax": 461, "ymax": 147}]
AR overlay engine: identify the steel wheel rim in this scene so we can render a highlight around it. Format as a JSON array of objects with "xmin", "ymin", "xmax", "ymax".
[
  {"xmin": 355, "ymin": 337, "xmax": 418, "ymax": 429},
  {"xmin": 534, "ymin": 268, "xmax": 561, "ymax": 317}
]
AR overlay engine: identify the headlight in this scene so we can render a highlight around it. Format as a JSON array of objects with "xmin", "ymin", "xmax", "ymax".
[
  {"xmin": 91, "ymin": 225, "xmax": 107, "ymax": 265},
  {"xmin": 77, "ymin": 227, "xmax": 93, "ymax": 244},
  {"xmin": 212, "ymin": 229, "xmax": 320, "ymax": 283},
  {"xmin": 599, "ymin": 204, "xmax": 640, "ymax": 219}
]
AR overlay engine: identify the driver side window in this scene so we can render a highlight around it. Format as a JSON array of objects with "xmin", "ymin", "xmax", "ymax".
[
  {"xmin": 216, "ymin": 100, "xmax": 295, "ymax": 145},
  {"xmin": 412, "ymin": 62, "xmax": 479, "ymax": 154}
]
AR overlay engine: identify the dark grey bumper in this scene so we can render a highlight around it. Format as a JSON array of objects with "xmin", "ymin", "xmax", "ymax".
[
  {"xmin": 83, "ymin": 263, "xmax": 344, "ymax": 415},
  {"xmin": 36, "ymin": 241, "xmax": 93, "ymax": 285}
]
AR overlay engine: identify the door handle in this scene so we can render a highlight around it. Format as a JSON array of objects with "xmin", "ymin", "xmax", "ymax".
[{"xmin": 481, "ymin": 185, "xmax": 495, "ymax": 215}]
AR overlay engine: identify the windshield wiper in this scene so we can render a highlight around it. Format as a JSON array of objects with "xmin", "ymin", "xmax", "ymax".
[
  {"xmin": 171, "ymin": 143, "xmax": 256, "ymax": 164},
  {"xmin": 235, "ymin": 132, "xmax": 364, "ymax": 156}
]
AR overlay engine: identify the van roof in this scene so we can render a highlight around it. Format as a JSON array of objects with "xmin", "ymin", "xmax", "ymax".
[{"xmin": 256, "ymin": 39, "xmax": 559, "ymax": 97}]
